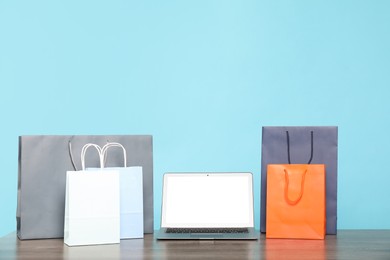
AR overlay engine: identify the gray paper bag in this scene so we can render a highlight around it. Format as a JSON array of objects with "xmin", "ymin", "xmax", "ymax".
[
  {"xmin": 260, "ymin": 127, "xmax": 338, "ymax": 234},
  {"xmin": 17, "ymin": 135, "xmax": 153, "ymax": 240}
]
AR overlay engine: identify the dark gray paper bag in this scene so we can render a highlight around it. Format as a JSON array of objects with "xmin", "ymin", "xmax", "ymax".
[
  {"xmin": 260, "ymin": 127, "xmax": 338, "ymax": 234},
  {"xmin": 17, "ymin": 135, "xmax": 153, "ymax": 240}
]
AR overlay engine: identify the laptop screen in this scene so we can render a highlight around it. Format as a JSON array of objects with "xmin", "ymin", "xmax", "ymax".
[{"xmin": 161, "ymin": 173, "xmax": 254, "ymax": 228}]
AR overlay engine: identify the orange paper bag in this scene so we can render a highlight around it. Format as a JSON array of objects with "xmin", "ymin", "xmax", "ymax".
[{"xmin": 266, "ymin": 164, "xmax": 326, "ymax": 239}]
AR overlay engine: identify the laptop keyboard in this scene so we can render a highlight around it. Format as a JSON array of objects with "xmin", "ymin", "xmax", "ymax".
[{"xmin": 166, "ymin": 228, "xmax": 249, "ymax": 234}]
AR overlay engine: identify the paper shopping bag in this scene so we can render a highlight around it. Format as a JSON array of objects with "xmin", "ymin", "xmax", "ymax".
[
  {"xmin": 260, "ymin": 127, "xmax": 337, "ymax": 234},
  {"xmin": 17, "ymin": 135, "xmax": 153, "ymax": 240},
  {"xmin": 98, "ymin": 143, "xmax": 144, "ymax": 239},
  {"xmin": 64, "ymin": 144, "xmax": 120, "ymax": 246},
  {"xmin": 266, "ymin": 164, "xmax": 326, "ymax": 239}
]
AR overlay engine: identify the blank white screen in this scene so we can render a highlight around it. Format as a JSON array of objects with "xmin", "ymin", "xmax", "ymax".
[{"xmin": 161, "ymin": 173, "xmax": 253, "ymax": 228}]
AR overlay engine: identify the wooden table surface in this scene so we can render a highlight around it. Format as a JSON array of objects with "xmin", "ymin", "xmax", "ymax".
[{"xmin": 1, "ymin": 230, "xmax": 390, "ymax": 259}]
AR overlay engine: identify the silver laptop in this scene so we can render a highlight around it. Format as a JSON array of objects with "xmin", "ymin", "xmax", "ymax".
[{"xmin": 155, "ymin": 172, "xmax": 259, "ymax": 240}]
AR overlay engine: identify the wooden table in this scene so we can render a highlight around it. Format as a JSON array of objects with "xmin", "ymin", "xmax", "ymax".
[{"xmin": 1, "ymin": 230, "xmax": 389, "ymax": 259}]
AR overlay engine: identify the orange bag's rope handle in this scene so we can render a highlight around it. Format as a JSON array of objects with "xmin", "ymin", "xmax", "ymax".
[
  {"xmin": 284, "ymin": 169, "xmax": 307, "ymax": 205},
  {"xmin": 286, "ymin": 131, "xmax": 314, "ymax": 164}
]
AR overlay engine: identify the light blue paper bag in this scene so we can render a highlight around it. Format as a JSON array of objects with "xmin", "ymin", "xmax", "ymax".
[{"xmin": 89, "ymin": 142, "xmax": 144, "ymax": 239}]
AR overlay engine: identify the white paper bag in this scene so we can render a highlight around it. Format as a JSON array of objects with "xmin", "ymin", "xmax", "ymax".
[
  {"xmin": 64, "ymin": 144, "xmax": 120, "ymax": 246},
  {"xmin": 101, "ymin": 143, "xmax": 144, "ymax": 239}
]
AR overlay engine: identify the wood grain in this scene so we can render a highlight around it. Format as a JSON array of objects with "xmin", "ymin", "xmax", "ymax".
[{"xmin": 1, "ymin": 230, "xmax": 389, "ymax": 260}]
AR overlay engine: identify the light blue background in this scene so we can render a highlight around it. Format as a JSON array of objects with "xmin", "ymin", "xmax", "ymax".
[{"xmin": 1, "ymin": 1, "xmax": 390, "ymax": 237}]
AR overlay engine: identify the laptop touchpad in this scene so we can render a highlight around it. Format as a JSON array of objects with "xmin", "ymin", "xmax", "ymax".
[{"xmin": 190, "ymin": 234, "xmax": 224, "ymax": 239}]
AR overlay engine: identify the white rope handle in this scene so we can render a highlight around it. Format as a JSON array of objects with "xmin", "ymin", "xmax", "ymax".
[
  {"xmin": 80, "ymin": 143, "xmax": 104, "ymax": 170},
  {"xmin": 101, "ymin": 142, "xmax": 127, "ymax": 168}
]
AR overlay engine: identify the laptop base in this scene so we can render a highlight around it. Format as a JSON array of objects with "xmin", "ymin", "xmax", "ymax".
[{"xmin": 155, "ymin": 228, "xmax": 260, "ymax": 240}]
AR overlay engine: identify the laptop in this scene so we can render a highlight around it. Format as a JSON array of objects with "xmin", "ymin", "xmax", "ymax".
[{"xmin": 155, "ymin": 172, "xmax": 259, "ymax": 240}]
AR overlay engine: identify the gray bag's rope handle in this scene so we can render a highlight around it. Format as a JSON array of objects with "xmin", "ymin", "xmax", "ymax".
[
  {"xmin": 286, "ymin": 131, "xmax": 314, "ymax": 164},
  {"xmin": 68, "ymin": 136, "xmax": 78, "ymax": 171}
]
